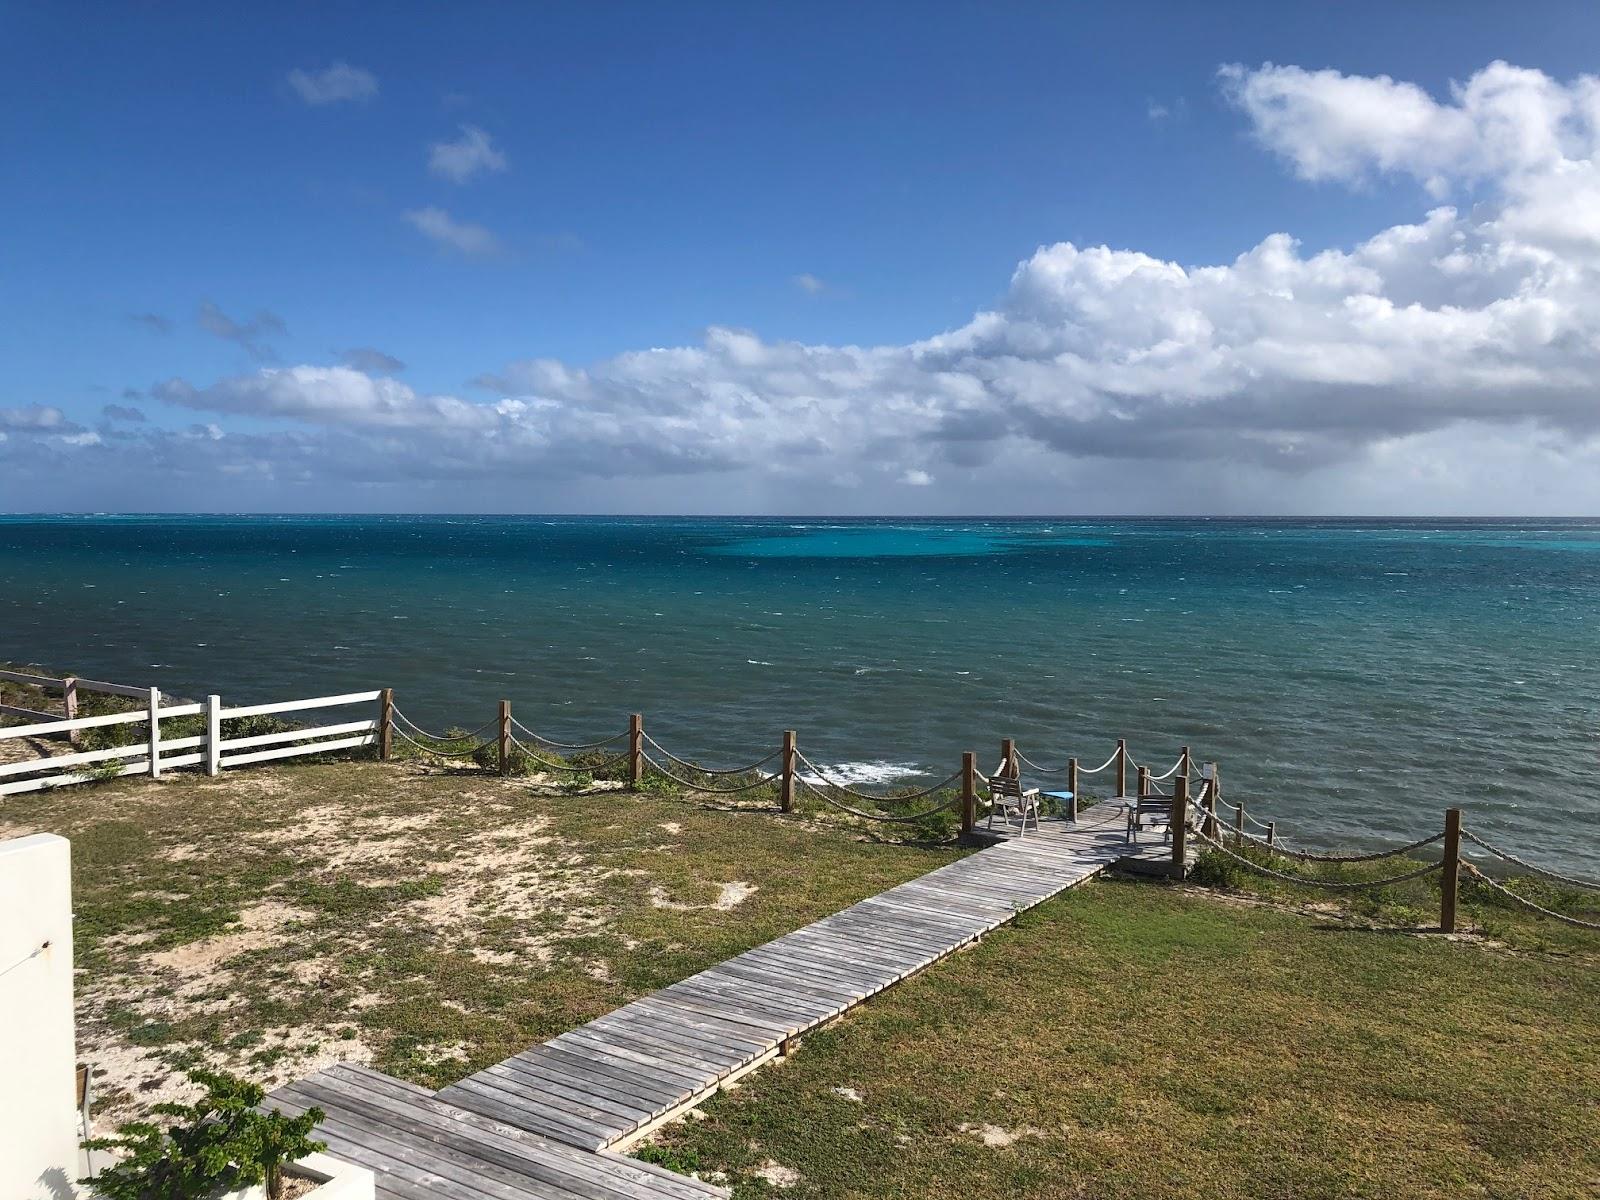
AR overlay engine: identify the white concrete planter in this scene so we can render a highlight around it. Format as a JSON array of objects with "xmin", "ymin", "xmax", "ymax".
[{"xmin": 216, "ymin": 1153, "xmax": 374, "ymax": 1200}]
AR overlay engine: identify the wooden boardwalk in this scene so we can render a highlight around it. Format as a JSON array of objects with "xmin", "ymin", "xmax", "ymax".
[{"xmin": 268, "ymin": 802, "xmax": 1166, "ymax": 1197}]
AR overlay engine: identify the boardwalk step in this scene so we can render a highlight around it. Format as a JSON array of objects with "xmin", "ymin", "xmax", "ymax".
[{"xmin": 266, "ymin": 1063, "xmax": 729, "ymax": 1199}]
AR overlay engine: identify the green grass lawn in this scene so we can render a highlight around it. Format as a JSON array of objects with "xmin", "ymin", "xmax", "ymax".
[
  {"xmin": 3, "ymin": 745, "xmax": 1596, "ymax": 1199},
  {"xmin": 638, "ymin": 879, "xmax": 1600, "ymax": 1200},
  {"xmin": 0, "ymin": 757, "xmax": 959, "ymax": 1126}
]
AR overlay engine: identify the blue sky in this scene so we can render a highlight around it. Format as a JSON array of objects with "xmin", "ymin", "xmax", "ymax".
[{"xmin": 6, "ymin": 3, "xmax": 1600, "ymax": 512}]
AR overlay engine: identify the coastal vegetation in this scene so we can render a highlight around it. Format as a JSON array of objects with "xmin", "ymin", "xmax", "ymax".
[
  {"xmin": 3, "ymin": 681, "xmax": 1596, "ymax": 1198},
  {"xmin": 640, "ymin": 877, "xmax": 1599, "ymax": 1199}
]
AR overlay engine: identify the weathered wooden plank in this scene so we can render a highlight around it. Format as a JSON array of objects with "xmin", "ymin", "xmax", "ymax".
[
  {"xmin": 440, "ymin": 1075, "xmax": 618, "ymax": 1144},
  {"xmin": 270, "ymin": 1091, "xmax": 534, "ymax": 1200},
  {"xmin": 765, "ymin": 925, "xmax": 924, "ymax": 971},
  {"xmin": 610, "ymin": 998, "xmax": 782, "ymax": 1053},
  {"xmin": 731, "ymin": 943, "xmax": 883, "ymax": 989},
  {"xmin": 502, "ymin": 1047, "xmax": 683, "ymax": 1114},
  {"xmin": 812, "ymin": 910, "xmax": 974, "ymax": 953},
  {"xmin": 667, "ymin": 967, "xmax": 840, "ymax": 1015},
  {"xmin": 713, "ymin": 952, "xmax": 877, "ymax": 999},
  {"xmin": 485, "ymin": 1049, "xmax": 674, "ymax": 1110},
  {"xmin": 480, "ymin": 1062, "xmax": 655, "ymax": 1124},
  {"xmin": 643, "ymin": 985, "xmax": 816, "ymax": 1035},
  {"xmin": 689, "ymin": 961, "xmax": 860, "ymax": 1008},
  {"xmin": 579, "ymin": 1016, "xmax": 749, "ymax": 1077},
  {"xmin": 282, "ymin": 1091, "xmax": 662, "ymax": 1200},
  {"xmin": 511, "ymin": 1045, "xmax": 687, "ymax": 1112},
  {"xmin": 548, "ymin": 1029, "xmax": 719, "ymax": 1090}
]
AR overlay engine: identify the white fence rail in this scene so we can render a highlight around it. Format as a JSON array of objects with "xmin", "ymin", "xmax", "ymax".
[
  {"xmin": 0, "ymin": 687, "xmax": 383, "ymax": 797},
  {"xmin": 0, "ymin": 669, "xmax": 158, "ymax": 728}
]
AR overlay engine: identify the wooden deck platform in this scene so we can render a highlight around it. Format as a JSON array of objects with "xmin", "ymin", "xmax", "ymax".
[
  {"xmin": 267, "ymin": 801, "xmax": 1171, "ymax": 1196},
  {"xmin": 268, "ymin": 1063, "xmax": 730, "ymax": 1200}
]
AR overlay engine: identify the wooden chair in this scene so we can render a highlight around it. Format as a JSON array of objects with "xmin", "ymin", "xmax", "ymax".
[
  {"xmin": 988, "ymin": 774, "xmax": 1041, "ymax": 837},
  {"xmin": 1126, "ymin": 789, "xmax": 1172, "ymax": 842}
]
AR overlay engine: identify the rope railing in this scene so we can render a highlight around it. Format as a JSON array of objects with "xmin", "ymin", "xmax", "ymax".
[
  {"xmin": 1013, "ymin": 749, "xmax": 1068, "ymax": 774},
  {"xmin": 1461, "ymin": 863, "xmax": 1600, "ymax": 931},
  {"xmin": 508, "ymin": 734, "xmax": 630, "ymax": 775},
  {"xmin": 1147, "ymin": 757, "xmax": 1185, "ymax": 782},
  {"xmin": 642, "ymin": 733, "xmax": 782, "ymax": 778},
  {"xmin": 1076, "ymin": 749, "xmax": 1121, "ymax": 775},
  {"xmin": 391, "ymin": 724, "xmax": 487, "ymax": 759},
  {"xmin": 793, "ymin": 748, "xmax": 963, "ymax": 806},
  {"xmin": 794, "ymin": 773, "xmax": 963, "ymax": 824},
  {"xmin": 507, "ymin": 716, "xmax": 629, "ymax": 752},
  {"xmin": 393, "ymin": 708, "xmax": 497, "ymax": 743},
  {"xmin": 1217, "ymin": 814, "xmax": 1446, "ymax": 864},
  {"xmin": 1185, "ymin": 819, "xmax": 1446, "ymax": 890},
  {"xmin": 1178, "ymin": 796, "xmax": 1600, "ymax": 934},
  {"xmin": 640, "ymin": 753, "xmax": 780, "ymax": 797},
  {"xmin": 1461, "ymin": 830, "xmax": 1600, "ymax": 892}
]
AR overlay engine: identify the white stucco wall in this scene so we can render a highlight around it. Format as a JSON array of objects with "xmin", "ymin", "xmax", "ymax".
[{"xmin": 0, "ymin": 834, "xmax": 80, "ymax": 1200}]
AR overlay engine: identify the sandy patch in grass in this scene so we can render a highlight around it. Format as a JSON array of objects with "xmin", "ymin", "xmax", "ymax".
[
  {"xmin": 650, "ymin": 880, "xmax": 758, "ymax": 911},
  {"xmin": 958, "ymin": 1122, "xmax": 1047, "ymax": 1148},
  {"xmin": 85, "ymin": 1024, "xmax": 376, "ymax": 1136},
  {"xmin": 753, "ymin": 1162, "xmax": 801, "ymax": 1188},
  {"xmin": 148, "ymin": 901, "xmax": 313, "ymax": 976}
]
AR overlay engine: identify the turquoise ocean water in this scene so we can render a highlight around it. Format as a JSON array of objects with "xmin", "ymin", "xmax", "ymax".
[{"xmin": 2, "ymin": 515, "xmax": 1596, "ymax": 875}]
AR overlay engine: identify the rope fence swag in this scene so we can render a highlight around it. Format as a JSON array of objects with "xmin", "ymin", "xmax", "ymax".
[
  {"xmin": 316, "ymin": 689, "xmax": 1600, "ymax": 933},
  {"xmin": 1170, "ymin": 785, "xmax": 1599, "ymax": 936},
  {"xmin": 7, "ymin": 678, "xmax": 1592, "ymax": 933}
]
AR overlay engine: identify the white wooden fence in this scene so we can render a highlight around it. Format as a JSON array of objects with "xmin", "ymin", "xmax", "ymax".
[
  {"xmin": 0, "ymin": 669, "xmax": 156, "ymax": 737},
  {"xmin": 0, "ymin": 688, "xmax": 382, "ymax": 798}
]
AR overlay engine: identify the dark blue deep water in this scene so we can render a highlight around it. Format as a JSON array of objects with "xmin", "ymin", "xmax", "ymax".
[{"xmin": 2, "ymin": 515, "xmax": 1597, "ymax": 873}]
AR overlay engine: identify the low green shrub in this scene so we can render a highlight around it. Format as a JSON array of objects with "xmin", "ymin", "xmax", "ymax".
[{"xmin": 83, "ymin": 1069, "xmax": 325, "ymax": 1200}]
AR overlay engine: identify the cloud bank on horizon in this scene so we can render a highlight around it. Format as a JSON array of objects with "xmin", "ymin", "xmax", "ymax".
[{"xmin": 8, "ymin": 60, "xmax": 1600, "ymax": 513}]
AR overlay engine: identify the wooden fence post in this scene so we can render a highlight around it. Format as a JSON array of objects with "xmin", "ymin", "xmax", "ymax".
[
  {"xmin": 629, "ymin": 714, "xmax": 644, "ymax": 790},
  {"xmin": 1233, "ymin": 799, "xmax": 1244, "ymax": 847},
  {"xmin": 205, "ymin": 694, "xmax": 222, "ymax": 777},
  {"xmin": 498, "ymin": 701, "xmax": 512, "ymax": 777},
  {"xmin": 1066, "ymin": 757, "xmax": 1079, "ymax": 821},
  {"xmin": 147, "ymin": 687, "xmax": 162, "ymax": 780},
  {"xmin": 1170, "ymin": 775, "xmax": 1188, "ymax": 880},
  {"xmin": 1001, "ymin": 738, "xmax": 1016, "ymax": 779},
  {"xmin": 1203, "ymin": 777, "xmax": 1218, "ymax": 840},
  {"xmin": 961, "ymin": 751, "xmax": 977, "ymax": 836},
  {"xmin": 1137, "ymin": 765, "xmax": 1150, "ymax": 800},
  {"xmin": 378, "ymin": 688, "xmax": 393, "ymax": 762},
  {"xmin": 1179, "ymin": 744, "xmax": 1191, "ymax": 781},
  {"xmin": 780, "ymin": 731, "xmax": 796, "ymax": 813},
  {"xmin": 1441, "ymin": 807, "xmax": 1462, "ymax": 933},
  {"xmin": 1266, "ymin": 820, "xmax": 1276, "ymax": 849},
  {"xmin": 1115, "ymin": 739, "xmax": 1128, "ymax": 798},
  {"xmin": 63, "ymin": 676, "xmax": 79, "ymax": 747}
]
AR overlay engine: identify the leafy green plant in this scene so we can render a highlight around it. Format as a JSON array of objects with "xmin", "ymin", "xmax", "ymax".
[
  {"xmin": 633, "ymin": 1143, "xmax": 704, "ymax": 1174},
  {"xmin": 83, "ymin": 1069, "xmax": 325, "ymax": 1200},
  {"xmin": 1188, "ymin": 846, "xmax": 1264, "ymax": 889}
]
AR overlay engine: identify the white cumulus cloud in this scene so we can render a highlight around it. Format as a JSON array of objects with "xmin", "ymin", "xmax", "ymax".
[
  {"xmin": 287, "ymin": 61, "xmax": 379, "ymax": 106},
  {"xmin": 16, "ymin": 60, "xmax": 1600, "ymax": 514},
  {"xmin": 402, "ymin": 207, "xmax": 502, "ymax": 257},
  {"xmin": 428, "ymin": 125, "xmax": 508, "ymax": 183}
]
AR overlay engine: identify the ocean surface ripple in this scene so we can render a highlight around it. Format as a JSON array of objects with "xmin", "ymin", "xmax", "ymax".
[{"xmin": 3, "ymin": 514, "xmax": 1597, "ymax": 875}]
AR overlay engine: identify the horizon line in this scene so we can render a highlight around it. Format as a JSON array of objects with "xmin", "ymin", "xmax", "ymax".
[{"xmin": 5, "ymin": 512, "xmax": 1600, "ymax": 522}]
